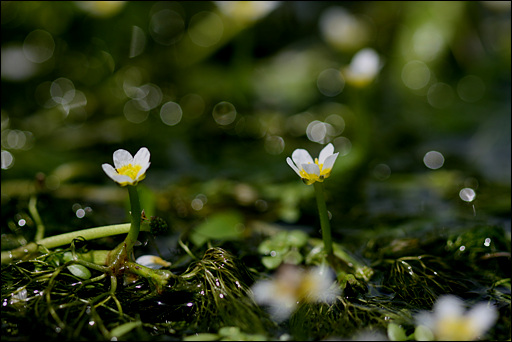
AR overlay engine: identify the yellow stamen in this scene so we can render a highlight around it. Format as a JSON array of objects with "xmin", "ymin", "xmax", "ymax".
[
  {"xmin": 298, "ymin": 158, "xmax": 331, "ymax": 184},
  {"xmin": 117, "ymin": 164, "xmax": 142, "ymax": 180},
  {"xmin": 437, "ymin": 317, "xmax": 480, "ymax": 341}
]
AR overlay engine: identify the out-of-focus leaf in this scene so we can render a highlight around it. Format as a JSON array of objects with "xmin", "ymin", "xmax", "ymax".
[{"xmin": 190, "ymin": 210, "xmax": 244, "ymax": 247}]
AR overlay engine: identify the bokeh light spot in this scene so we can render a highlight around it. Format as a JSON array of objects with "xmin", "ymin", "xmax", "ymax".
[
  {"xmin": 160, "ymin": 101, "xmax": 183, "ymax": 126},
  {"xmin": 213, "ymin": 101, "xmax": 236, "ymax": 125},
  {"xmin": 264, "ymin": 135, "xmax": 285, "ymax": 155},
  {"xmin": 180, "ymin": 94, "xmax": 205, "ymax": 119},
  {"xmin": 413, "ymin": 24, "xmax": 444, "ymax": 61},
  {"xmin": 306, "ymin": 120, "xmax": 331, "ymax": 144},
  {"xmin": 317, "ymin": 68, "xmax": 345, "ymax": 97},
  {"xmin": 372, "ymin": 163, "xmax": 391, "ymax": 181},
  {"xmin": 149, "ymin": 8, "xmax": 185, "ymax": 46},
  {"xmin": 333, "ymin": 136, "xmax": 352, "ymax": 156},
  {"xmin": 1, "ymin": 44, "xmax": 38, "ymax": 81},
  {"xmin": 50, "ymin": 78, "xmax": 75, "ymax": 105},
  {"xmin": 459, "ymin": 188, "xmax": 476, "ymax": 202},
  {"xmin": 457, "ymin": 75, "xmax": 485, "ymax": 103},
  {"xmin": 1, "ymin": 150, "xmax": 14, "ymax": 170},
  {"xmin": 402, "ymin": 60, "xmax": 430, "ymax": 90},
  {"xmin": 423, "ymin": 150, "xmax": 444, "ymax": 170},
  {"xmin": 129, "ymin": 26, "xmax": 146, "ymax": 58},
  {"xmin": 123, "ymin": 100, "xmax": 149, "ymax": 123},
  {"xmin": 427, "ymin": 82, "xmax": 454, "ymax": 109},
  {"xmin": 188, "ymin": 11, "xmax": 224, "ymax": 47},
  {"xmin": 23, "ymin": 29, "xmax": 55, "ymax": 63}
]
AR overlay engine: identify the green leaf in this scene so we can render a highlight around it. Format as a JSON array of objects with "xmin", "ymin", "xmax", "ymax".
[
  {"xmin": 282, "ymin": 249, "xmax": 303, "ymax": 265},
  {"xmin": 190, "ymin": 211, "xmax": 244, "ymax": 247},
  {"xmin": 183, "ymin": 333, "xmax": 220, "ymax": 341},
  {"xmin": 109, "ymin": 321, "xmax": 142, "ymax": 339},
  {"xmin": 66, "ymin": 264, "xmax": 91, "ymax": 279},
  {"xmin": 387, "ymin": 323, "xmax": 407, "ymax": 341},
  {"xmin": 262, "ymin": 255, "xmax": 283, "ymax": 269},
  {"xmin": 63, "ymin": 252, "xmax": 91, "ymax": 279},
  {"xmin": 287, "ymin": 230, "xmax": 308, "ymax": 247},
  {"xmin": 414, "ymin": 325, "xmax": 435, "ymax": 341}
]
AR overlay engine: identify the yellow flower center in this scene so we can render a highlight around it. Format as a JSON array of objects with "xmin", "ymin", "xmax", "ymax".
[
  {"xmin": 117, "ymin": 164, "xmax": 142, "ymax": 180},
  {"xmin": 298, "ymin": 158, "xmax": 331, "ymax": 185},
  {"xmin": 436, "ymin": 316, "xmax": 479, "ymax": 341}
]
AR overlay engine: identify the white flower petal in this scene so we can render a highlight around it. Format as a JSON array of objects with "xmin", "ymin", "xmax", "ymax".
[
  {"xmin": 102, "ymin": 164, "xmax": 134, "ymax": 185},
  {"xmin": 322, "ymin": 153, "xmax": 339, "ymax": 172},
  {"xmin": 434, "ymin": 295, "xmax": 465, "ymax": 320},
  {"xmin": 133, "ymin": 147, "xmax": 150, "ymax": 167},
  {"xmin": 102, "ymin": 163, "xmax": 117, "ymax": 178},
  {"xmin": 318, "ymin": 143, "xmax": 334, "ymax": 164},
  {"xmin": 286, "ymin": 157, "xmax": 301, "ymax": 177},
  {"xmin": 302, "ymin": 163, "xmax": 320, "ymax": 176},
  {"xmin": 467, "ymin": 302, "xmax": 498, "ymax": 335},
  {"xmin": 251, "ymin": 280, "xmax": 275, "ymax": 305},
  {"xmin": 112, "ymin": 173, "xmax": 136, "ymax": 185},
  {"xmin": 292, "ymin": 149, "xmax": 314, "ymax": 168},
  {"xmin": 113, "ymin": 149, "xmax": 133, "ymax": 169},
  {"xmin": 136, "ymin": 255, "xmax": 171, "ymax": 269}
]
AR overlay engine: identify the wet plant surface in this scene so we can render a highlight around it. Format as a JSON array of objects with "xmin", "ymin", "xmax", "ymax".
[{"xmin": 1, "ymin": 1, "xmax": 511, "ymax": 341}]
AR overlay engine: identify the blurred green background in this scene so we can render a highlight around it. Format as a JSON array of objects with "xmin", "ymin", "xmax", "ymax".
[{"xmin": 1, "ymin": 1, "xmax": 510, "ymax": 252}]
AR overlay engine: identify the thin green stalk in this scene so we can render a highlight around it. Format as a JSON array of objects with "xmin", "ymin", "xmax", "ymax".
[
  {"xmin": 29, "ymin": 195, "xmax": 45, "ymax": 242},
  {"xmin": 125, "ymin": 185, "xmax": 141, "ymax": 251},
  {"xmin": 1, "ymin": 220, "xmax": 152, "ymax": 265},
  {"xmin": 105, "ymin": 185, "xmax": 142, "ymax": 272},
  {"xmin": 313, "ymin": 181, "xmax": 333, "ymax": 257}
]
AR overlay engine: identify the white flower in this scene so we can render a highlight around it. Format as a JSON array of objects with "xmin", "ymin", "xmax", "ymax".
[
  {"xmin": 286, "ymin": 143, "xmax": 339, "ymax": 185},
  {"xmin": 135, "ymin": 255, "xmax": 171, "ymax": 269},
  {"xmin": 342, "ymin": 48, "xmax": 383, "ymax": 88},
  {"xmin": 251, "ymin": 264, "xmax": 340, "ymax": 321},
  {"xmin": 415, "ymin": 295, "xmax": 498, "ymax": 341},
  {"xmin": 102, "ymin": 147, "xmax": 151, "ymax": 186}
]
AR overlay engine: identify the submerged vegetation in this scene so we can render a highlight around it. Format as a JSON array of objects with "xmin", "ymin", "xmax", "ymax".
[{"xmin": 2, "ymin": 1, "xmax": 511, "ymax": 341}]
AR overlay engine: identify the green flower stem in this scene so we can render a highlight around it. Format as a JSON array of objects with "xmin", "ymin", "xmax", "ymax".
[
  {"xmin": 313, "ymin": 181, "xmax": 333, "ymax": 257},
  {"xmin": 1, "ymin": 221, "xmax": 152, "ymax": 265},
  {"xmin": 106, "ymin": 185, "xmax": 142, "ymax": 272},
  {"xmin": 125, "ymin": 185, "xmax": 142, "ymax": 252}
]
